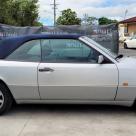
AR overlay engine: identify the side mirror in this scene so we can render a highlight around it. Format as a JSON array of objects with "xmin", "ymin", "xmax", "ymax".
[{"xmin": 98, "ymin": 55, "xmax": 104, "ymax": 64}]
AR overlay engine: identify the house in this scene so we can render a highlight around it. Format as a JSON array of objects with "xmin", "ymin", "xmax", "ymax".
[{"xmin": 119, "ymin": 16, "xmax": 136, "ymax": 37}]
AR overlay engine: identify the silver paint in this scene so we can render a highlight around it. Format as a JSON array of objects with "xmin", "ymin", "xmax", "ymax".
[
  {"xmin": 0, "ymin": 61, "xmax": 40, "ymax": 99},
  {"xmin": 38, "ymin": 63, "xmax": 118, "ymax": 100}
]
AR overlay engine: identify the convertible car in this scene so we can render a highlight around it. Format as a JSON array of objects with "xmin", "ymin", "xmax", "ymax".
[{"xmin": 0, "ymin": 34, "xmax": 135, "ymax": 114}]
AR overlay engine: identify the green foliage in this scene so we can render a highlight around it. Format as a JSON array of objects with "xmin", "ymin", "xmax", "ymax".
[
  {"xmin": 98, "ymin": 17, "xmax": 118, "ymax": 25},
  {"xmin": 33, "ymin": 21, "xmax": 43, "ymax": 26},
  {"xmin": 0, "ymin": 0, "xmax": 42, "ymax": 26},
  {"xmin": 0, "ymin": 0, "xmax": 10, "ymax": 23},
  {"xmin": 57, "ymin": 9, "xmax": 81, "ymax": 25}
]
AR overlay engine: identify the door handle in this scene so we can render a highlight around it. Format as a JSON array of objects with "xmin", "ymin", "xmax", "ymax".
[{"xmin": 39, "ymin": 67, "xmax": 54, "ymax": 72}]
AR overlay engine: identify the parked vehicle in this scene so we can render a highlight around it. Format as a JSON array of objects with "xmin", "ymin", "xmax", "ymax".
[
  {"xmin": 0, "ymin": 34, "xmax": 136, "ymax": 115},
  {"xmin": 124, "ymin": 35, "xmax": 136, "ymax": 49}
]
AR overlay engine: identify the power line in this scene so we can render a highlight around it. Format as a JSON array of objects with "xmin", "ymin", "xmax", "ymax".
[{"xmin": 50, "ymin": 0, "xmax": 59, "ymax": 27}]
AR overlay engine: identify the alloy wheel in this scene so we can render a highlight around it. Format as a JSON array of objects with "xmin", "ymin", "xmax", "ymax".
[{"xmin": 0, "ymin": 90, "xmax": 4, "ymax": 109}]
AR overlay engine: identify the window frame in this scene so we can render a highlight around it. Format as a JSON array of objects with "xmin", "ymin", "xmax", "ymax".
[
  {"xmin": 40, "ymin": 38, "xmax": 113, "ymax": 64},
  {"xmin": 5, "ymin": 39, "xmax": 42, "ymax": 63},
  {"xmin": 5, "ymin": 38, "xmax": 113, "ymax": 64}
]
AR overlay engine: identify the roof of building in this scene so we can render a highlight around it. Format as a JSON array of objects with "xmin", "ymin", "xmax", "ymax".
[
  {"xmin": 119, "ymin": 16, "xmax": 136, "ymax": 24},
  {"xmin": 0, "ymin": 34, "xmax": 83, "ymax": 59}
]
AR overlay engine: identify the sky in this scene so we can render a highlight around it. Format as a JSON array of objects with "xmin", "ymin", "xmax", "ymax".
[{"xmin": 38, "ymin": 0, "xmax": 136, "ymax": 26}]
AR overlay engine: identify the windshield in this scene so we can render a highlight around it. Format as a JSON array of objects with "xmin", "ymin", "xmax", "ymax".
[{"xmin": 82, "ymin": 36, "xmax": 117, "ymax": 59}]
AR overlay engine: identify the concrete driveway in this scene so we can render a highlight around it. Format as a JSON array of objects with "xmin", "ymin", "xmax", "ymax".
[
  {"xmin": 1, "ymin": 47, "xmax": 136, "ymax": 136},
  {"xmin": 0, "ymin": 105, "xmax": 136, "ymax": 136}
]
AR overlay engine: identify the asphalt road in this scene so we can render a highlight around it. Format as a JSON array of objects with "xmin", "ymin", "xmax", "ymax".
[{"xmin": 0, "ymin": 47, "xmax": 136, "ymax": 136}]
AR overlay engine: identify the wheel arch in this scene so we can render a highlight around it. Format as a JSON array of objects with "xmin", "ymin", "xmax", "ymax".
[
  {"xmin": 0, "ymin": 79, "xmax": 15, "ymax": 102},
  {"xmin": 124, "ymin": 42, "xmax": 128, "ymax": 49},
  {"xmin": 132, "ymin": 98, "xmax": 136, "ymax": 107}
]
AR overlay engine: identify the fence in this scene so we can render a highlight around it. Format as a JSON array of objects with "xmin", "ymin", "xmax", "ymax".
[{"xmin": 0, "ymin": 23, "xmax": 119, "ymax": 53}]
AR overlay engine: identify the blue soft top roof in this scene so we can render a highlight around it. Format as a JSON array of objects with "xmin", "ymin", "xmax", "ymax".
[{"xmin": 0, "ymin": 34, "xmax": 83, "ymax": 59}]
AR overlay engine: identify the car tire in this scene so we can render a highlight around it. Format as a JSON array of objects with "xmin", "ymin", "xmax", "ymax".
[
  {"xmin": 0, "ymin": 83, "xmax": 13, "ymax": 115},
  {"xmin": 124, "ymin": 43, "xmax": 128, "ymax": 49}
]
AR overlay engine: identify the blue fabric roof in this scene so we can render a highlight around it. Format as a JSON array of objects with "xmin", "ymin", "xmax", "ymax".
[{"xmin": 0, "ymin": 34, "xmax": 83, "ymax": 59}]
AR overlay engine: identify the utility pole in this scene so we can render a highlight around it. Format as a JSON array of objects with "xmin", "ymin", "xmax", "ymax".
[
  {"xmin": 124, "ymin": 9, "xmax": 128, "ymax": 20},
  {"xmin": 51, "ymin": 0, "xmax": 59, "ymax": 27},
  {"xmin": 83, "ymin": 13, "xmax": 89, "ymax": 35},
  {"xmin": 83, "ymin": 13, "xmax": 88, "ymax": 25}
]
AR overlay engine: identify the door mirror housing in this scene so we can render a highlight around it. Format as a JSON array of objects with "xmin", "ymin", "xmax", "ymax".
[{"xmin": 98, "ymin": 55, "xmax": 104, "ymax": 64}]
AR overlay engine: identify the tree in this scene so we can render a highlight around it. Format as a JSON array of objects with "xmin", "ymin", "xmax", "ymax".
[
  {"xmin": 11, "ymin": 0, "xmax": 40, "ymax": 26},
  {"xmin": 57, "ymin": 9, "xmax": 81, "ymax": 25},
  {"xmin": 0, "ymin": 0, "xmax": 10, "ymax": 24},
  {"xmin": 0, "ymin": 0, "xmax": 42, "ymax": 26},
  {"xmin": 98, "ymin": 17, "xmax": 118, "ymax": 25}
]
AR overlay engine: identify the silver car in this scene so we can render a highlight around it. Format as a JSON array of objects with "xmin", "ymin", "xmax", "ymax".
[{"xmin": 0, "ymin": 34, "xmax": 135, "ymax": 115}]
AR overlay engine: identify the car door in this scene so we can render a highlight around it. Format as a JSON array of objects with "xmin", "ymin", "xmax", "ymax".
[
  {"xmin": 38, "ymin": 39, "xmax": 118, "ymax": 100},
  {"xmin": 5, "ymin": 40, "xmax": 41, "ymax": 100}
]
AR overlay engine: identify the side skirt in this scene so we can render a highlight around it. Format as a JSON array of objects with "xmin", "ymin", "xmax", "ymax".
[{"xmin": 16, "ymin": 100, "xmax": 134, "ymax": 107}]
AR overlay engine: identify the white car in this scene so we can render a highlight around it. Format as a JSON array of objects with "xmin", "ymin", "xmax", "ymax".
[
  {"xmin": 0, "ymin": 34, "xmax": 136, "ymax": 115},
  {"xmin": 124, "ymin": 35, "xmax": 136, "ymax": 49}
]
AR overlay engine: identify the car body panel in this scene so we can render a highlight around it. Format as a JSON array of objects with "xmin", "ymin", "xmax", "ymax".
[
  {"xmin": 38, "ymin": 63, "xmax": 118, "ymax": 100},
  {"xmin": 16, "ymin": 100, "xmax": 133, "ymax": 107},
  {"xmin": 116, "ymin": 57, "xmax": 136, "ymax": 101},
  {"xmin": 0, "ymin": 61, "xmax": 40, "ymax": 99}
]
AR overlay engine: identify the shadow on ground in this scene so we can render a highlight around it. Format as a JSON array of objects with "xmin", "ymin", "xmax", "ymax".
[{"xmin": 6, "ymin": 104, "xmax": 135, "ymax": 116}]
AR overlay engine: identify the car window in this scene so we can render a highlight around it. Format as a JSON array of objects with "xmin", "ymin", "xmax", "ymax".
[
  {"xmin": 41, "ymin": 39, "xmax": 100, "ymax": 63},
  {"xmin": 6, "ymin": 40, "xmax": 41, "ymax": 62}
]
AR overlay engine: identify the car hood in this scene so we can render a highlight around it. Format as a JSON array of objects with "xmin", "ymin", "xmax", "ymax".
[{"xmin": 117, "ymin": 56, "xmax": 136, "ymax": 66}]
